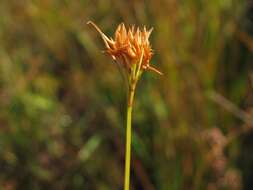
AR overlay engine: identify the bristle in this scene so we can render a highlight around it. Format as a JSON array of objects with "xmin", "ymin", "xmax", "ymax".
[
  {"xmin": 147, "ymin": 65, "xmax": 163, "ymax": 75},
  {"xmin": 147, "ymin": 27, "xmax": 153, "ymax": 39},
  {"xmin": 87, "ymin": 21, "xmax": 112, "ymax": 49}
]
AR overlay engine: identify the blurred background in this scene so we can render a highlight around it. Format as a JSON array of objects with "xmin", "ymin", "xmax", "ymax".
[{"xmin": 0, "ymin": 0, "xmax": 253, "ymax": 189}]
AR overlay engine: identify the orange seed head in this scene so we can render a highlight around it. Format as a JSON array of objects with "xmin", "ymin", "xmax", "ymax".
[{"xmin": 87, "ymin": 21, "xmax": 162, "ymax": 75}]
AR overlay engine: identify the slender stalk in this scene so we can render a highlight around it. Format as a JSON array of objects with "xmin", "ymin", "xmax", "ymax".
[
  {"xmin": 87, "ymin": 21, "xmax": 161, "ymax": 190},
  {"xmin": 124, "ymin": 82, "xmax": 136, "ymax": 190}
]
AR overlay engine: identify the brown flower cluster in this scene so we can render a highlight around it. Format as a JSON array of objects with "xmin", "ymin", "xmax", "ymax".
[
  {"xmin": 87, "ymin": 21, "xmax": 162, "ymax": 75},
  {"xmin": 203, "ymin": 128, "xmax": 242, "ymax": 190}
]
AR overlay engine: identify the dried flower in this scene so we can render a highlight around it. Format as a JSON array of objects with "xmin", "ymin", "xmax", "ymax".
[
  {"xmin": 87, "ymin": 21, "xmax": 162, "ymax": 190},
  {"xmin": 87, "ymin": 21, "xmax": 162, "ymax": 75}
]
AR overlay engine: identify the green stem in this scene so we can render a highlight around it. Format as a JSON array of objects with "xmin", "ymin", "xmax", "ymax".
[{"xmin": 124, "ymin": 83, "xmax": 136, "ymax": 190}]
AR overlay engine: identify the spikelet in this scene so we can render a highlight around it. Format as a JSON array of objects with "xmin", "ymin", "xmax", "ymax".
[{"xmin": 87, "ymin": 21, "xmax": 162, "ymax": 75}]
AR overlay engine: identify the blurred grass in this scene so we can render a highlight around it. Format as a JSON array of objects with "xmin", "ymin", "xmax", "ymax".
[{"xmin": 0, "ymin": 0, "xmax": 252, "ymax": 190}]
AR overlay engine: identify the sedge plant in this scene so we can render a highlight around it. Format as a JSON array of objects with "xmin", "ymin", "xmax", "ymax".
[{"xmin": 87, "ymin": 21, "xmax": 162, "ymax": 190}]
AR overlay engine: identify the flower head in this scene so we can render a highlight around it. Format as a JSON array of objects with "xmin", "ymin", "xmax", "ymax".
[{"xmin": 87, "ymin": 21, "xmax": 162, "ymax": 75}]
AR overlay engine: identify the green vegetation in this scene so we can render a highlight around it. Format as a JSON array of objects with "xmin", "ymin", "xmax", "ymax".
[{"xmin": 0, "ymin": 1, "xmax": 252, "ymax": 189}]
